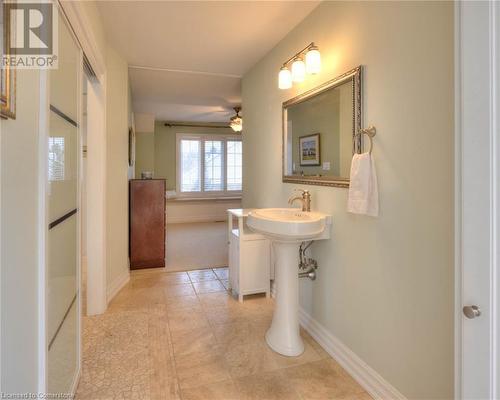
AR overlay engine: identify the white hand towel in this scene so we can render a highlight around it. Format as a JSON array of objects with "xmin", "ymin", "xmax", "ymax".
[{"xmin": 347, "ymin": 153, "xmax": 379, "ymax": 217}]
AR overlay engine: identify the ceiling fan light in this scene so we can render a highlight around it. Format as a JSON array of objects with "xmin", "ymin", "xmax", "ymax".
[
  {"xmin": 230, "ymin": 107, "xmax": 243, "ymax": 132},
  {"xmin": 305, "ymin": 46, "xmax": 321, "ymax": 74},
  {"xmin": 230, "ymin": 120, "xmax": 242, "ymax": 132},
  {"xmin": 278, "ymin": 66, "xmax": 292, "ymax": 89},
  {"xmin": 291, "ymin": 57, "xmax": 306, "ymax": 82}
]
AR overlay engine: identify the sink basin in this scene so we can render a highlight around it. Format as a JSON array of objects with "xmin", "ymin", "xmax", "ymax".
[
  {"xmin": 247, "ymin": 208, "xmax": 330, "ymax": 242},
  {"xmin": 246, "ymin": 208, "xmax": 332, "ymax": 357}
]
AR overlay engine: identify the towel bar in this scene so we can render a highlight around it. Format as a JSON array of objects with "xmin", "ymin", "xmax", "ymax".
[{"xmin": 358, "ymin": 126, "xmax": 377, "ymax": 154}]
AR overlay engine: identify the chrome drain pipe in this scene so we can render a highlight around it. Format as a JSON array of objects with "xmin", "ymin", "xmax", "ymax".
[{"xmin": 299, "ymin": 268, "xmax": 316, "ymax": 280}]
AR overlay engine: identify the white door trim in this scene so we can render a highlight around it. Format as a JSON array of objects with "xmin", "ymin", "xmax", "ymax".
[
  {"xmin": 37, "ymin": 68, "xmax": 49, "ymax": 394},
  {"xmin": 85, "ymin": 76, "xmax": 108, "ymax": 315},
  {"xmin": 60, "ymin": 1, "xmax": 108, "ymax": 316},
  {"xmin": 58, "ymin": 1, "xmax": 105, "ymax": 78},
  {"xmin": 455, "ymin": 1, "xmax": 500, "ymax": 398}
]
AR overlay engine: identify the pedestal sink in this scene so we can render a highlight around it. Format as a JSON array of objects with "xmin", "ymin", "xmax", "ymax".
[{"xmin": 247, "ymin": 208, "xmax": 332, "ymax": 356}]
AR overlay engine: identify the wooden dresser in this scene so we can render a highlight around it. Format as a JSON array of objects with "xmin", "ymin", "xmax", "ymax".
[{"xmin": 129, "ymin": 179, "xmax": 166, "ymax": 269}]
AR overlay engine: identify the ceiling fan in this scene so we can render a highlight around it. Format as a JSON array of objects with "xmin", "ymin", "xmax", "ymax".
[{"xmin": 230, "ymin": 106, "xmax": 242, "ymax": 132}]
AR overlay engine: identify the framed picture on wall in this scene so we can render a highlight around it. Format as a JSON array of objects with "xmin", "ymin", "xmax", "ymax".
[
  {"xmin": 299, "ymin": 133, "xmax": 320, "ymax": 166},
  {"xmin": 128, "ymin": 127, "xmax": 135, "ymax": 166},
  {"xmin": 1, "ymin": 0, "xmax": 16, "ymax": 120}
]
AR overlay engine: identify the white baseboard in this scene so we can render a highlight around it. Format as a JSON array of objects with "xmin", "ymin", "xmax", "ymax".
[
  {"xmin": 299, "ymin": 308, "xmax": 406, "ymax": 400},
  {"xmin": 70, "ymin": 366, "xmax": 81, "ymax": 396},
  {"xmin": 167, "ymin": 214, "xmax": 227, "ymax": 224},
  {"xmin": 107, "ymin": 270, "xmax": 130, "ymax": 304}
]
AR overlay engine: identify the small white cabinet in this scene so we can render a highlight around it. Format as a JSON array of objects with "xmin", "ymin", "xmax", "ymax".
[{"xmin": 227, "ymin": 209, "xmax": 271, "ymax": 302}]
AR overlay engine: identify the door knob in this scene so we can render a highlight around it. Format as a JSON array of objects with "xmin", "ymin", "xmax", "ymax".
[{"xmin": 463, "ymin": 305, "xmax": 481, "ymax": 319}]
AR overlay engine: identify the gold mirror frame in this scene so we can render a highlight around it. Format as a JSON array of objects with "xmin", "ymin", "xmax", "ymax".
[
  {"xmin": 282, "ymin": 65, "xmax": 362, "ymax": 188},
  {"xmin": 1, "ymin": 1, "xmax": 17, "ymax": 120}
]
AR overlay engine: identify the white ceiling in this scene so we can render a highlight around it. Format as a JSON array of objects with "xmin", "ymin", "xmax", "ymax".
[{"xmin": 96, "ymin": 1, "xmax": 320, "ymax": 122}]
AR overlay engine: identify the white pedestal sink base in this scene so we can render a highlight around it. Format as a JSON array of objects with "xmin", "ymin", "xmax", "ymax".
[{"xmin": 266, "ymin": 242, "xmax": 304, "ymax": 357}]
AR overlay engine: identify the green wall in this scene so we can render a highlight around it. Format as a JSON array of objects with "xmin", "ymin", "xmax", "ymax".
[
  {"xmin": 135, "ymin": 121, "xmax": 234, "ymax": 190},
  {"xmin": 134, "ymin": 132, "xmax": 155, "ymax": 178},
  {"xmin": 288, "ymin": 81, "xmax": 353, "ymax": 178}
]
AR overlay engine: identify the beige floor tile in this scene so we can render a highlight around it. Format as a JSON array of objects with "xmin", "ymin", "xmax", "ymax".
[
  {"xmin": 78, "ymin": 266, "xmax": 364, "ymax": 400},
  {"xmin": 181, "ymin": 379, "xmax": 241, "ymax": 400},
  {"xmin": 107, "ymin": 287, "xmax": 166, "ymax": 312},
  {"xmin": 338, "ymin": 392, "xmax": 374, "ymax": 400},
  {"xmin": 193, "ymin": 280, "xmax": 226, "ymax": 294},
  {"xmin": 285, "ymin": 358, "xmax": 366, "ymax": 400},
  {"xmin": 148, "ymin": 304, "xmax": 181, "ymax": 400},
  {"xmin": 235, "ymin": 370, "xmax": 301, "ymax": 400},
  {"xmin": 205, "ymin": 305, "xmax": 251, "ymax": 326},
  {"xmin": 198, "ymin": 292, "xmax": 240, "ymax": 308},
  {"xmin": 164, "ymin": 283, "xmax": 196, "ymax": 298},
  {"xmin": 251, "ymin": 319, "xmax": 272, "ymax": 341},
  {"xmin": 175, "ymin": 349, "xmax": 232, "ymax": 389},
  {"xmin": 131, "ymin": 271, "xmax": 191, "ymax": 289},
  {"xmin": 300, "ymin": 328, "xmax": 331, "ymax": 359},
  {"xmin": 167, "ymin": 308, "xmax": 210, "ymax": 332},
  {"xmin": 213, "ymin": 321, "xmax": 259, "ymax": 347},
  {"xmin": 165, "ymin": 294, "xmax": 202, "ymax": 311},
  {"xmin": 272, "ymin": 339, "xmax": 322, "ymax": 369},
  {"xmin": 188, "ymin": 269, "xmax": 218, "ymax": 282},
  {"xmin": 171, "ymin": 326, "xmax": 219, "ymax": 356},
  {"xmin": 224, "ymin": 342, "xmax": 280, "ymax": 378},
  {"xmin": 213, "ymin": 268, "xmax": 229, "ymax": 280}
]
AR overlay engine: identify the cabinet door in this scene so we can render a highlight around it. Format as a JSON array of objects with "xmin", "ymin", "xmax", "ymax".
[
  {"xmin": 230, "ymin": 236, "xmax": 240, "ymax": 292},
  {"xmin": 240, "ymin": 240, "xmax": 270, "ymax": 293}
]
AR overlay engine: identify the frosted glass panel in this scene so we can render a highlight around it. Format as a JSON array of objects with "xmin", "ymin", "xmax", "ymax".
[{"xmin": 47, "ymin": 12, "xmax": 80, "ymax": 394}]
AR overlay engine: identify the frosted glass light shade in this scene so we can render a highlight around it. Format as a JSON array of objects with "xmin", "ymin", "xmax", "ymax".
[
  {"xmin": 306, "ymin": 47, "xmax": 321, "ymax": 74},
  {"xmin": 230, "ymin": 116, "xmax": 242, "ymax": 132},
  {"xmin": 291, "ymin": 58, "xmax": 306, "ymax": 82},
  {"xmin": 279, "ymin": 67, "xmax": 292, "ymax": 89}
]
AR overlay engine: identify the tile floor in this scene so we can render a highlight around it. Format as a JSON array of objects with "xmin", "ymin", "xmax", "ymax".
[{"xmin": 76, "ymin": 267, "xmax": 372, "ymax": 400}]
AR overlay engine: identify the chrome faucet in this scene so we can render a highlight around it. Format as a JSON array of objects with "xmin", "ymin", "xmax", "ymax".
[{"xmin": 288, "ymin": 189, "xmax": 311, "ymax": 212}]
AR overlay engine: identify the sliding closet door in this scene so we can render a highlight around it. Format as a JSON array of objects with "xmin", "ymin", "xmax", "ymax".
[{"xmin": 47, "ymin": 12, "xmax": 80, "ymax": 393}]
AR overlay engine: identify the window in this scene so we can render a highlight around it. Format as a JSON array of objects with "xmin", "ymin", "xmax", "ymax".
[
  {"xmin": 226, "ymin": 140, "xmax": 242, "ymax": 191},
  {"xmin": 48, "ymin": 137, "xmax": 65, "ymax": 181},
  {"xmin": 180, "ymin": 139, "xmax": 201, "ymax": 192},
  {"xmin": 178, "ymin": 134, "xmax": 242, "ymax": 197}
]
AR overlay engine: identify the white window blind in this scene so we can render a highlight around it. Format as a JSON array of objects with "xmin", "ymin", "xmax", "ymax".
[
  {"xmin": 226, "ymin": 140, "xmax": 242, "ymax": 191},
  {"xmin": 180, "ymin": 139, "xmax": 201, "ymax": 192},
  {"xmin": 177, "ymin": 134, "xmax": 242, "ymax": 196},
  {"xmin": 204, "ymin": 140, "xmax": 224, "ymax": 191}
]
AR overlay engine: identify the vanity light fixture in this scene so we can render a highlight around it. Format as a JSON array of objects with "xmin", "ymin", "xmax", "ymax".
[
  {"xmin": 291, "ymin": 57, "xmax": 306, "ymax": 82},
  {"xmin": 278, "ymin": 42, "xmax": 321, "ymax": 89},
  {"xmin": 279, "ymin": 66, "xmax": 292, "ymax": 89},
  {"xmin": 305, "ymin": 44, "xmax": 321, "ymax": 74},
  {"xmin": 230, "ymin": 106, "xmax": 243, "ymax": 132}
]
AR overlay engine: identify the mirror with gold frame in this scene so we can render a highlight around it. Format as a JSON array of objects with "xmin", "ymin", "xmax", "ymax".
[
  {"xmin": 1, "ymin": 0, "xmax": 16, "ymax": 120},
  {"xmin": 282, "ymin": 66, "xmax": 362, "ymax": 188}
]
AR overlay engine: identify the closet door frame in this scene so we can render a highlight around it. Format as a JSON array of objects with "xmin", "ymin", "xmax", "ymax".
[{"xmin": 37, "ymin": 4, "xmax": 83, "ymax": 394}]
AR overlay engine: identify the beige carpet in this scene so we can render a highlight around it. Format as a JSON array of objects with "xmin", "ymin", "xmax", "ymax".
[{"xmin": 166, "ymin": 222, "xmax": 228, "ymax": 272}]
